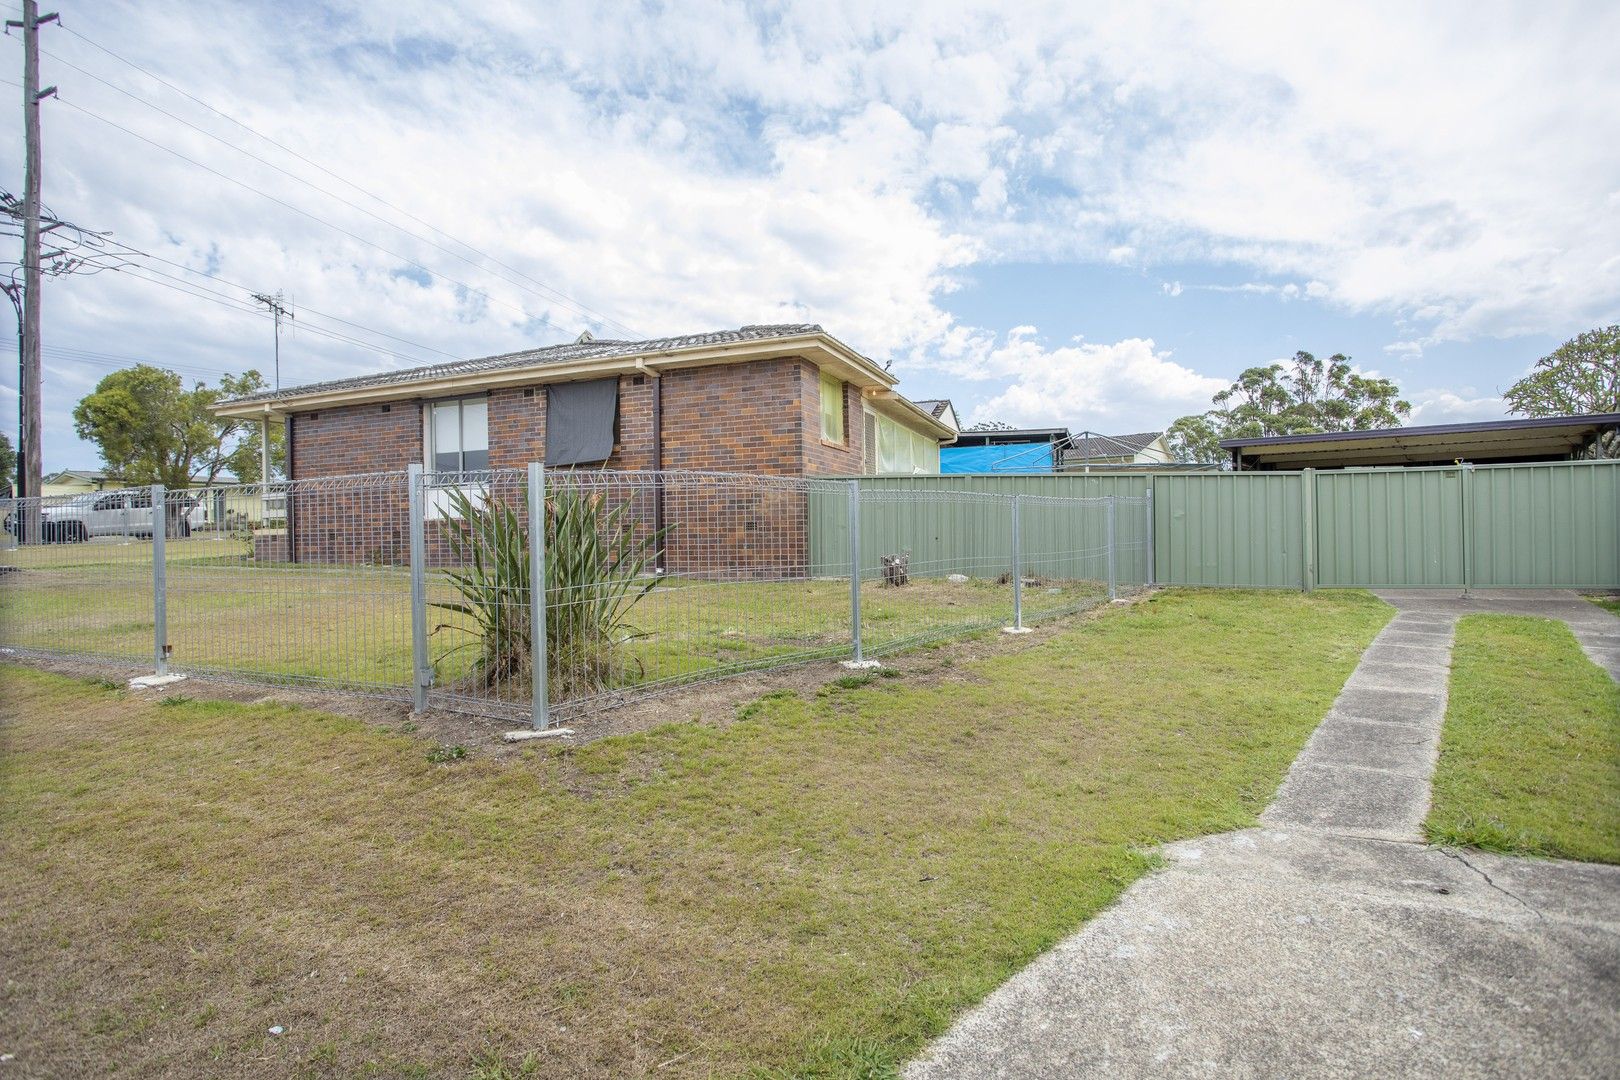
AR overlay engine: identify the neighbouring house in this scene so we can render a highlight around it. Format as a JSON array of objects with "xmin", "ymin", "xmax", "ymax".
[
  {"xmin": 1058, "ymin": 431, "xmax": 1172, "ymax": 471},
  {"xmin": 212, "ymin": 324, "xmax": 955, "ymax": 569},
  {"xmin": 910, "ymin": 399, "xmax": 960, "ymax": 433},
  {"xmin": 942, "ymin": 428, "xmax": 1175, "ymax": 473},
  {"xmin": 41, "ymin": 469, "xmax": 121, "ymax": 498},
  {"xmin": 942, "ymin": 427, "xmax": 1071, "ymax": 473}
]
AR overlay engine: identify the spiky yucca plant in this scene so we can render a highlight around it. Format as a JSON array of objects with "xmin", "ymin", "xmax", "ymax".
[{"xmin": 430, "ymin": 484, "xmax": 668, "ymax": 699}]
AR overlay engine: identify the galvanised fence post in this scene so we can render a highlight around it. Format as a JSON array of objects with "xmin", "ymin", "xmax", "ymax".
[
  {"xmin": 528, "ymin": 461, "xmax": 550, "ymax": 730},
  {"xmin": 1106, "ymin": 495, "xmax": 1117, "ymax": 601},
  {"xmin": 1144, "ymin": 486, "xmax": 1155, "ymax": 586},
  {"xmin": 151, "ymin": 483, "xmax": 167, "ymax": 675},
  {"xmin": 1010, "ymin": 494, "xmax": 1024, "ymax": 630},
  {"xmin": 407, "ymin": 464, "xmax": 429, "ymax": 713},
  {"xmin": 847, "ymin": 479, "xmax": 864, "ymax": 663}
]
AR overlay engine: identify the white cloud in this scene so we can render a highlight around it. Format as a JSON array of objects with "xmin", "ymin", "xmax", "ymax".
[
  {"xmin": 1408, "ymin": 390, "xmax": 1508, "ymax": 425},
  {"xmin": 955, "ymin": 328, "xmax": 1226, "ymax": 430}
]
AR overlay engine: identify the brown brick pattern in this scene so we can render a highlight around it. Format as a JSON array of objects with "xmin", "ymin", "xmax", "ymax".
[{"xmin": 282, "ymin": 358, "xmax": 887, "ymax": 571}]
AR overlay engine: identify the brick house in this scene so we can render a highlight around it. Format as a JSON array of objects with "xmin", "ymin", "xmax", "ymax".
[{"xmin": 214, "ymin": 324, "xmax": 955, "ymax": 571}]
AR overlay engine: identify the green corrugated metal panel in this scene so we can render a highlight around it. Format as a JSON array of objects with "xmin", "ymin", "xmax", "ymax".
[
  {"xmin": 1153, "ymin": 473, "xmax": 1304, "ymax": 587},
  {"xmin": 806, "ymin": 474, "xmax": 1155, "ymax": 582},
  {"xmin": 1471, "ymin": 461, "xmax": 1620, "ymax": 587},
  {"xmin": 807, "ymin": 461, "xmax": 1619, "ymax": 590},
  {"xmin": 1315, "ymin": 466, "xmax": 1466, "ymax": 587}
]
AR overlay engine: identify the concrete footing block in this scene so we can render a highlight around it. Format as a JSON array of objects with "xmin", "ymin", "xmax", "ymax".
[
  {"xmin": 502, "ymin": 727, "xmax": 575, "ymax": 743},
  {"xmin": 841, "ymin": 659, "xmax": 882, "ymax": 670},
  {"xmin": 129, "ymin": 673, "xmax": 188, "ymax": 690}
]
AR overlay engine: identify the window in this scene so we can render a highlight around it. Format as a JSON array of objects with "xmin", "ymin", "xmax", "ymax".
[
  {"xmin": 427, "ymin": 396, "xmax": 489, "ymax": 473},
  {"xmin": 874, "ymin": 414, "xmax": 941, "ymax": 474},
  {"xmin": 820, "ymin": 371, "xmax": 845, "ymax": 444},
  {"xmin": 545, "ymin": 378, "xmax": 620, "ymax": 466}
]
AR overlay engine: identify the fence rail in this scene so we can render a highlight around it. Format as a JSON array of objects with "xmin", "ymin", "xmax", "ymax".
[{"xmin": 0, "ymin": 468, "xmax": 1147, "ymax": 727}]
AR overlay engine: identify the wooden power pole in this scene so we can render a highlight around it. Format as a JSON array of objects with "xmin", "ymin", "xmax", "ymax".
[{"xmin": 8, "ymin": 0, "xmax": 57, "ymax": 526}]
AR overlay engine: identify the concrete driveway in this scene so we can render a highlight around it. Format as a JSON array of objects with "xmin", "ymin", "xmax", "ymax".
[{"xmin": 907, "ymin": 590, "xmax": 1620, "ymax": 1079}]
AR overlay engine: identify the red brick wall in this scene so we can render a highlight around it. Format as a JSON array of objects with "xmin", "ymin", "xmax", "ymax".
[
  {"xmin": 289, "ymin": 400, "xmax": 422, "ymax": 477},
  {"xmin": 799, "ymin": 364, "xmax": 866, "ymax": 476},
  {"xmin": 281, "ymin": 358, "xmax": 874, "ymax": 573}
]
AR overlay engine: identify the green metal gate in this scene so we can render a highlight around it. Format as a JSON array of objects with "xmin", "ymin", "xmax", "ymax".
[{"xmin": 1314, "ymin": 467, "xmax": 1466, "ymax": 587}]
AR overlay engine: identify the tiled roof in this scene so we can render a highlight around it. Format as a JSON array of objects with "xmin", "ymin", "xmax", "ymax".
[
  {"xmin": 224, "ymin": 324, "xmax": 826, "ymax": 405},
  {"xmin": 911, "ymin": 398, "xmax": 954, "ymax": 420},
  {"xmin": 1066, "ymin": 431, "xmax": 1165, "ymax": 458}
]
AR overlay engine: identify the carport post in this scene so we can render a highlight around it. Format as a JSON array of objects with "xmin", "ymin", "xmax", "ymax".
[
  {"xmin": 1106, "ymin": 496, "xmax": 1117, "ymax": 601},
  {"xmin": 848, "ymin": 479, "xmax": 864, "ymax": 663},
  {"xmin": 407, "ymin": 464, "xmax": 429, "ymax": 714},
  {"xmin": 151, "ymin": 483, "xmax": 167, "ymax": 675},
  {"xmin": 528, "ymin": 462, "xmax": 550, "ymax": 730},
  {"xmin": 1010, "ymin": 494, "xmax": 1024, "ymax": 630}
]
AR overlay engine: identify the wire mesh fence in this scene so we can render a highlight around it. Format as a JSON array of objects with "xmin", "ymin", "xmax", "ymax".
[{"xmin": 0, "ymin": 467, "xmax": 1151, "ymax": 725}]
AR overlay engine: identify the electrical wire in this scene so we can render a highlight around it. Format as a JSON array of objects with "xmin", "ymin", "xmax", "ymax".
[
  {"xmin": 44, "ymin": 90, "xmax": 584, "ymax": 337},
  {"xmin": 44, "ymin": 24, "xmax": 645, "ymax": 338}
]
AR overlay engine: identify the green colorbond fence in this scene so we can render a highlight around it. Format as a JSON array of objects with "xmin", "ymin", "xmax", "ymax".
[
  {"xmin": 807, "ymin": 460, "xmax": 1619, "ymax": 590},
  {"xmin": 808, "ymin": 474, "xmax": 1154, "ymax": 584}
]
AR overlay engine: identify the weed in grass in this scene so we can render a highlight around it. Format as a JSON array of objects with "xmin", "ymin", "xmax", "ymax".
[
  {"xmin": 737, "ymin": 689, "xmax": 798, "ymax": 722},
  {"xmin": 82, "ymin": 676, "xmax": 121, "ymax": 692},
  {"xmin": 427, "ymin": 744, "xmax": 468, "ymax": 764},
  {"xmin": 158, "ymin": 695, "xmax": 191, "ymax": 707},
  {"xmin": 468, "ymin": 1050, "xmax": 545, "ymax": 1080},
  {"xmin": 829, "ymin": 673, "xmax": 879, "ymax": 691},
  {"xmin": 878, "ymin": 668, "xmax": 903, "ymax": 679}
]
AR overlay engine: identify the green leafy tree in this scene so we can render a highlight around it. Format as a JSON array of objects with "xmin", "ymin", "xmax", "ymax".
[
  {"xmin": 71, "ymin": 365, "xmax": 283, "ymax": 489},
  {"xmin": 1166, "ymin": 352, "xmax": 1411, "ymax": 464},
  {"xmin": 0, "ymin": 430, "xmax": 14, "ymax": 497},
  {"xmin": 1504, "ymin": 325, "xmax": 1619, "ymax": 456},
  {"xmin": 966, "ymin": 419, "xmax": 1015, "ymax": 432}
]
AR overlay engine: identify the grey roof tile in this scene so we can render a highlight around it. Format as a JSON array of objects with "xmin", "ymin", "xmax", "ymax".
[
  {"xmin": 1066, "ymin": 431, "xmax": 1165, "ymax": 457},
  {"xmin": 224, "ymin": 324, "xmax": 826, "ymax": 406}
]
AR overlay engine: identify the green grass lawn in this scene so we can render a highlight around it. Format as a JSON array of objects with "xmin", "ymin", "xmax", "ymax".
[
  {"xmin": 0, "ymin": 589, "xmax": 1390, "ymax": 1079},
  {"xmin": 0, "ymin": 558, "xmax": 1108, "ymax": 706},
  {"xmin": 1427, "ymin": 614, "xmax": 1620, "ymax": 863}
]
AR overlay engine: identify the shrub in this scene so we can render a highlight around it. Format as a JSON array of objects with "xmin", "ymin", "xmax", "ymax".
[{"xmin": 430, "ymin": 483, "xmax": 669, "ymax": 701}]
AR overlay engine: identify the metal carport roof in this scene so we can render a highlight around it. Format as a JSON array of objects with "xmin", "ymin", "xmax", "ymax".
[{"xmin": 1220, "ymin": 412, "xmax": 1620, "ymax": 470}]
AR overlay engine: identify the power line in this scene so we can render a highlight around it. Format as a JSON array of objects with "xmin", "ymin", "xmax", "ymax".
[
  {"xmin": 39, "ymin": 25, "xmax": 645, "ymax": 339},
  {"xmin": 115, "ymin": 245, "xmax": 466, "ymax": 361},
  {"xmin": 113, "ymin": 259, "xmax": 465, "ymax": 366},
  {"xmin": 107, "ymin": 262, "xmax": 473, "ymax": 370}
]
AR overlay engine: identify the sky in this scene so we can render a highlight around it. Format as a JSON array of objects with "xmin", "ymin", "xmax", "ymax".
[{"xmin": 3, "ymin": 0, "xmax": 1619, "ymax": 471}]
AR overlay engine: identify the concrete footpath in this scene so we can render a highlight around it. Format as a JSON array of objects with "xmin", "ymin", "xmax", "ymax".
[{"xmin": 907, "ymin": 591, "xmax": 1620, "ymax": 1080}]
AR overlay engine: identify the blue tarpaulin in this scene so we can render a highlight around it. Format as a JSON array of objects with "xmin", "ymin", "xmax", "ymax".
[{"xmin": 940, "ymin": 442, "xmax": 1055, "ymax": 474}]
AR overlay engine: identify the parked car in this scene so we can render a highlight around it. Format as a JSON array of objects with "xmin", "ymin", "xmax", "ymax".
[{"xmin": 25, "ymin": 490, "xmax": 194, "ymax": 542}]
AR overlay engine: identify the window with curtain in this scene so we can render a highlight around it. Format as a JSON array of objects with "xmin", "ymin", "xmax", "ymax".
[
  {"xmin": 427, "ymin": 397, "xmax": 489, "ymax": 472},
  {"xmin": 819, "ymin": 370, "xmax": 845, "ymax": 444},
  {"xmin": 873, "ymin": 413, "xmax": 941, "ymax": 474}
]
